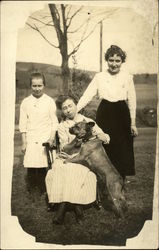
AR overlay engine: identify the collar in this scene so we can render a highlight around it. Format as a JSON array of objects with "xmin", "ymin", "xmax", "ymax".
[
  {"xmin": 82, "ymin": 135, "xmax": 97, "ymax": 143},
  {"xmin": 31, "ymin": 93, "xmax": 45, "ymax": 100}
]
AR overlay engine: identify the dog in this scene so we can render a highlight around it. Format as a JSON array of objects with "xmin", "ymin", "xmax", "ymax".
[{"xmin": 65, "ymin": 120, "xmax": 127, "ymax": 217}]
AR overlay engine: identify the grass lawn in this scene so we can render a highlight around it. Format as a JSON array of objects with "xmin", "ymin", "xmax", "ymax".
[{"xmin": 11, "ymin": 127, "xmax": 157, "ymax": 246}]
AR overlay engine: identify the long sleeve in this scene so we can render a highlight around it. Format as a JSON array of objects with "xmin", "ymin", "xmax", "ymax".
[
  {"xmin": 77, "ymin": 74, "xmax": 98, "ymax": 112},
  {"xmin": 127, "ymin": 75, "xmax": 136, "ymax": 121},
  {"xmin": 49, "ymin": 99, "xmax": 59, "ymax": 132},
  {"xmin": 19, "ymin": 100, "xmax": 27, "ymax": 133},
  {"xmin": 47, "ymin": 99, "xmax": 59, "ymax": 142},
  {"xmin": 82, "ymin": 116, "xmax": 104, "ymax": 135},
  {"xmin": 58, "ymin": 123, "xmax": 69, "ymax": 149}
]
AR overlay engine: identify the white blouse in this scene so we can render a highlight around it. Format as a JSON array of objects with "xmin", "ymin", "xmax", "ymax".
[
  {"xmin": 19, "ymin": 94, "xmax": 58, "ymax": 143},
  {"xmin": 58, "ymin": 113, "xmax": 104, "ymax": 149},
  {"xmin": 77, "ymin": 70, "xmax": 136, "ymax": 120}
]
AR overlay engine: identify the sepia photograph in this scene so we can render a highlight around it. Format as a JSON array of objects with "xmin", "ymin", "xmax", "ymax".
[{"xmin": 1, "ymin": 0, "xmax": 158, "ymax": 249}]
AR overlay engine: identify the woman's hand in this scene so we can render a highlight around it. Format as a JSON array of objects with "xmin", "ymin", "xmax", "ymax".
[
  {"xmin": 60, "ymin": 152, "xmax": 72, "ymax": 164},
  {"xmin": 131, "ymin": 125, "xmax": 138, "ymax": 137},
  {"xmin": 58, "ymin": 151, "xmax": 71, "ymax": 159},
  {"xmin": 97, "ymin": 133, "xmax": 110, "ymax": 144},
  {"xmin": 21, "ymin": 132, "xmax": 27, "ymax": 154}
]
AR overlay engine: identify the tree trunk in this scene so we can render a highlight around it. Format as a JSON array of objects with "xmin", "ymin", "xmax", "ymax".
[
  {"xmin": 60, "ymin": 29, "xmax": 70, "ymax": 93},
  {"xmin": 49, "ymin": 4, "xmax": 71, "ymax": 94},
  {"xmin": 61, "ymin": 56, "xmax": 70, "ymax": 94}
]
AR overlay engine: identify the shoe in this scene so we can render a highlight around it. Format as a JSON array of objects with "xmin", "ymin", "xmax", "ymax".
[
  {"xmin": 94, "ymin": 200, "xmax": 102, "ymax": 210},
  {"xmin": 124, "ymin": 178, "xmax": 131, "ymax": 185},
  {"xmin": 47, "ymin": 203, "xmax": 54, "ymax": 212}
]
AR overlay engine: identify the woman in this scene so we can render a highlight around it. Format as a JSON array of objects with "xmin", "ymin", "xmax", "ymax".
[
  {"xmin": 19, "ymin": 72, "xmax": 58, "ymax": 195},
  {"xmin": 77, "ymin": 45, "xmax": 138, "ymax": 180},
  {"xmin": 45, "ymin": 95, "xmax": 110, "ymax": 224}
]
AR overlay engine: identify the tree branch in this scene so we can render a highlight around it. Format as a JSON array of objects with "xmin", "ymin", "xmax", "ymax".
[
  {"xmin": 67, "ymin": 17, "xmax": 91, "ymax": 33},
  {"xmin": 26, "ymin": 22, "xmax": 37, "ymax": 30},
  {"xmin": 68, "ymin": 37, "xmax": 75, "ymax": 50},
  {"xmin": 40, "ymin": 15, "xmax": 52, "ymax": 19},
  {"xmin": 66, "ymin": 5, "xmax": 72, "ymax": 19},
  {"xmin": 26, "ymin": 22, "xmax": 59, "ymax": 48},
  {"xmin": 29, "ymin": 16, "xmax": 54, "ymax": 27},
  {"xmin": 68, "ymin": 8, "xmax": 120, "ymax": 55},
  {"xmin": 68, "ymin": 18, "xmax": 104, "ymax": 58},
  {"xmin": 66, "ymin": 6, "xmax": 83, "ymax": 29}
]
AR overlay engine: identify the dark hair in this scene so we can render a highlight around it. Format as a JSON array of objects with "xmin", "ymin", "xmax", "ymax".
[
  {"xmin": 56, "ymin": 95, "xmax": 77, "ymax": 110},
  {"xmin": 30, "ymin": 72, "xmax": 46, "ymax": 86},
  {"xmin": 105, "ymin": 45, "xmax": 126, "ymax": 63}
]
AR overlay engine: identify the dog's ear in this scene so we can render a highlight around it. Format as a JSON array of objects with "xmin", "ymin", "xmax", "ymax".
[{"xmin": 87, "ymin": 121, "xmax": 95, "ymax": 128}]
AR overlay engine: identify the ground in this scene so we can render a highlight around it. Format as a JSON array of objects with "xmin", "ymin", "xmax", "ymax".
[{"xmin": 11, "ymin": 127, "xmax": 157, "ymax": 246}]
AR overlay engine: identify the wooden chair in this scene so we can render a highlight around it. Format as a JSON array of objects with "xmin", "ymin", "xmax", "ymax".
[{"xmin": 42, "ymin": 131, "xmax": 60, "ymax": 170}]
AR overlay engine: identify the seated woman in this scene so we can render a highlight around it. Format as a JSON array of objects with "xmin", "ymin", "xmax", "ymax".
[{"xmin": 45, "ymin": 95, "xmax": 110, "ymax": 224}]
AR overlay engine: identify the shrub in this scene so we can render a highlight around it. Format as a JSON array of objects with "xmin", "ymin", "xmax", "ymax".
[
  {"xmin": 69, "ymin": 70, "xmax": 93, "ymax": 101},
  {"xmin": 136, "ymin": 107, "xmax": 157, "ymax": 127}
]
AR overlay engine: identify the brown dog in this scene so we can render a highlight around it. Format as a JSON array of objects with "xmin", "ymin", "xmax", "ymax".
[{"xmin": 65, "ymin": 121, "xmax": 127, "ymax": 217}]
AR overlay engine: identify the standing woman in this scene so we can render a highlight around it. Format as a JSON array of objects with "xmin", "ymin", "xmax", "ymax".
[
  {"xmin": 19, "ymin": 72, "xmax": 58, "ymax": 195},
  {"xmin": 77, "ymin": 45, "xmax": 138, "ymax": 180}
]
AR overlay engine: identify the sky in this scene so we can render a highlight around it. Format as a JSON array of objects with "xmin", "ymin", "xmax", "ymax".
[{"xmin": 16, "ymin": 1, "xmax": 158, "ymax": 74}]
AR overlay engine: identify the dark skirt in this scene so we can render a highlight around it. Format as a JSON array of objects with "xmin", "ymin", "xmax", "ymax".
[{"xmin": 96, "ymin": 99, "xmax": 135, "ymax": 177}]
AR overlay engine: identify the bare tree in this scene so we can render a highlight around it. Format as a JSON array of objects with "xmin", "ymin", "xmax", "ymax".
[{"xmin": 26, "ymin": 4, "xmax": 118, "ymax": 93}]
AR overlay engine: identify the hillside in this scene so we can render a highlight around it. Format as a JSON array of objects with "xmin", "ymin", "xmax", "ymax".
[
  {"xmin": 16, "ymin": 62, "xmax": 157, "ymax": 89},
  {"xmin": 15, "ymin": 62, "xmax": 157, "ymax": 127},
  {"xmin": 16, "ymin": 62, "xmax": 96, "ymax": 89}
]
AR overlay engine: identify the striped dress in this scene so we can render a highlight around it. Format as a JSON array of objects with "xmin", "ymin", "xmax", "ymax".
[{"xmin": 45, "ymin": 114, "xmax": 100, "ymax": 204}]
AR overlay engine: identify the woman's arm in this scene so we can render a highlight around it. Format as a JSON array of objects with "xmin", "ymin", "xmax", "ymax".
[
  {"xmin": 48, "ymin": 99, "xmax": 59, "ymax": 145},
  {"xmin": 127, "ymin": 75, "xmax": 138, "ymax": 136},
  {"xmin": 58, "ymin": 123, "xmax": 69, "ymax": 150},
  {"xmin": 21, "ymin": 133, "xmax": 27, "ymax": 154},
  {"xmin": 77, "ymin": 74, "xmax": 98, "ymax": 112},
  {"xmin": 58, "ymin": 123, "xmax": 82, "ymax": 155},
  {"xmin": 83, "ymin": 116, "xmax": 110, "ymax": 144},
  {"xmin": 19, "ymin": 100, "xmax": 27, "ymax": 133},
  {"xmin": 19, "ymin": 100, "xmax": 28, "ymax": 153}
]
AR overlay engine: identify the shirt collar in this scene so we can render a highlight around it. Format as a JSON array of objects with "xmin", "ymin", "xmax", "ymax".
[{"xmin": 31, "ymin": 93, "xmax": 45, "ymax": 100}]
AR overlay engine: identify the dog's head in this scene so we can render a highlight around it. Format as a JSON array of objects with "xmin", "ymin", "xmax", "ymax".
[{"xmin": 69, "ymin": 120, "xmax": 95, "ymax": 139}]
